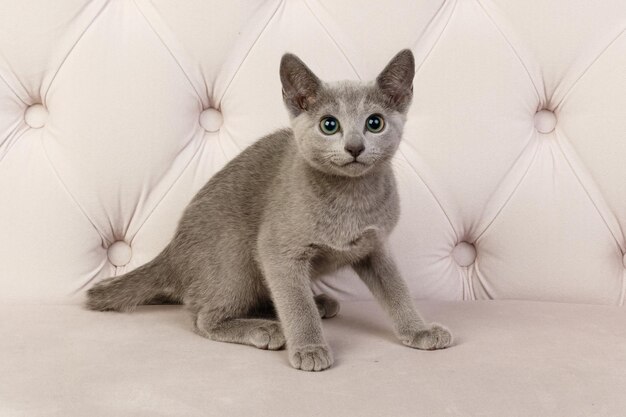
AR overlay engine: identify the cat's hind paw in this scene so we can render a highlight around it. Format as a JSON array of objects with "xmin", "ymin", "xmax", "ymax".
[
  {"xmin": 314, "ymin": 293, "xmax": 340, "ymax": 319},
  {"xmin": 250, "ymin": 322, "xmax": 286, "ymax": 351}
]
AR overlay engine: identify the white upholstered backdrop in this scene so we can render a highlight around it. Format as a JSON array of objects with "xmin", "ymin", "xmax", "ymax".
[{"xmin": 2, "ymin": 0, "xmax": 626, "ymax": 305}]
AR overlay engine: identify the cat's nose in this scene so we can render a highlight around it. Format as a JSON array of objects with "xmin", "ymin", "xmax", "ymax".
[{"xmin": 344, "ymin": 143, "xmax": 365, "ymax": 158}]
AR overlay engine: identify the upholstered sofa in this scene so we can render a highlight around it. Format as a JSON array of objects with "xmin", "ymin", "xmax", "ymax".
[{"xmin": 2, "ymin": 0, "xmax": 626, "ymax": 415}]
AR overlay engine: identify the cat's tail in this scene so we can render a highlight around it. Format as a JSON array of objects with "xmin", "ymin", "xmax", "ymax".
[{"xmin": 85, "ymin": 252, "xmax": 178, "ymax": 312}]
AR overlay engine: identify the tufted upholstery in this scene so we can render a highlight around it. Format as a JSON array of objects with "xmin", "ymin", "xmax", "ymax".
[{"xmin": 1, "ymin": 0, "xmax": 626, "ymax": 307}]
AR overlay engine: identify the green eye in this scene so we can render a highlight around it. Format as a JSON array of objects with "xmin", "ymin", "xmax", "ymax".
[
  {"xmin": 319, "ymin": 116, "xmax": 340, "ymax": 135},
  {"xmin": 366, "ymin": 114, "xmax": 385, "ymax": 133}
]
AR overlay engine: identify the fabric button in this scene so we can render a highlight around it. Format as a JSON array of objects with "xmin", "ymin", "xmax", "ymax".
[
  {"xmin": 24, "ymin": 104, "xmax": 48, "ymax": 128},
  {"xmin": 199, "ymin": 108, "xmax": 223, "ymax": 132},
  {"xmin": 534, "ymin": 109, "xmax": 556, "ymax": 133},
  {"xmin": 452, "ymin": 242, "xmax": 476, "ymax": 267},
  {"xmin": 107, "ymin": 241, "xmax": 132, "ymax": 267}
]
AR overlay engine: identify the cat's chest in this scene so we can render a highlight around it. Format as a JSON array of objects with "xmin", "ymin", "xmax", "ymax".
[
  {"xmin": 291, "ymin": 168, "xmax": 399, "ymax": 254},
  {"xmin": 308, "ymin": 227, "xmax": 380, "ymax": 276},
  {"xmin": 309, "ymin": 194, "xmax": 396, "ymax": 250}
]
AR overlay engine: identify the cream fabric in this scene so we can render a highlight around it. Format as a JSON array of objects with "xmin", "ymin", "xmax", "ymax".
[
  {"xmin": 2, "ymin": 301, "xmax": 625, "ymax": 416},
  {"xmin": 1, "ymin": 0, "xmax": 625, "ymax": 305}
]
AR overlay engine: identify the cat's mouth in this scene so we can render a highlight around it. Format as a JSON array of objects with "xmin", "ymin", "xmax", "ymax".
[
  {"xmin": 328, "ymin": 158, "xmax": 373, "ymax": 176},
  {"xmin": 339, "ymin": 159, "xmax": 366, "ymax": 167}
]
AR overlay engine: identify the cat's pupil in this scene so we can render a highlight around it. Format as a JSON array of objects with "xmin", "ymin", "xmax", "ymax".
[
  {"xmin": 325, "ymin": 120, "xmax": 336, "ymax": 130},
  {"xmin": 368, "ymin": 118, "xmax": 380, "ymax": 129}
]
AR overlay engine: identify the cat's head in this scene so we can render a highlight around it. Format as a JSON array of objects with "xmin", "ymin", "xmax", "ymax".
[{"xmin": 280, "ymin": 49, "xmax": 414, "ymax": 178}]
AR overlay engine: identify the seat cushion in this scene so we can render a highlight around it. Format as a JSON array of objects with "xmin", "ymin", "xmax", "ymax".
[{"xmin": 2, "ymin": 300, "xmax": 625, "ymax": 416}]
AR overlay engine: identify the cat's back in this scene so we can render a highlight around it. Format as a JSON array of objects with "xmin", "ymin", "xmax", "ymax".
[{"xmin": 177, "ymin": 128, "xmax": 294, "ymax": 236}]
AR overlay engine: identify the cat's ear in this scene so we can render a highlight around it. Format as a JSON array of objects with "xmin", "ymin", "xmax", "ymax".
[
  {"xmin": 376, "ymin": 49, "xmax": 415, "ymax": 113},
  {"xmin": 280, "ymin": 53, "xmax": 322, "ymax": 117}
]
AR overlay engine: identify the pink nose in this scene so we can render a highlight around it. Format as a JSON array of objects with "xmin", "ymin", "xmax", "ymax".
[{"xmin": 344, "ymin": 143, "xmax": 364, "ymax": 158}]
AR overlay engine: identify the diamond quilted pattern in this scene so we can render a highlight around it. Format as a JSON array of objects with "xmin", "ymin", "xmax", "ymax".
[
  {"xmin": 0, "ymin": 0, "xmax": 625, "ymax": 305},
  {"xmin": 44, "ymin": 0, "xmax": 204, "ymax": 242}
]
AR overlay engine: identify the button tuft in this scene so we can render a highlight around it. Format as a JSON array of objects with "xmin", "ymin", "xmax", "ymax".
[
  {"xmin": 534, "ymin": 109, "xmax": 556, "ymax": 134},
  {"xmin": 107, "ymin": 241, "xmax": 132, "ymax": 267},
  {"xmin": 199, "ymin": 108, "xmax": 223, "ymax": 132},
  {"xmin": 24, "ymin": 104, "xmax": 48, "ymax": 129},
  {"xmin": 452, "ymin": 242, "xmax": 476, "ymax": 267}
]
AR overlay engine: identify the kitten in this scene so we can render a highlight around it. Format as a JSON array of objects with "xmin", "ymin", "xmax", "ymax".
[{"xmin": 86, "ymin": 49, "xmax": 452, "ymax": 371}]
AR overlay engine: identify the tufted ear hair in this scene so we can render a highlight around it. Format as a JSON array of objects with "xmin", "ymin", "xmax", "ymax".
[
  {"xmin": 280, "ymin": 53, "xmax": 322, "ymax": 117},
  {"xmin": 376, "ymin": 49, "xmax": 415, "ymax": 113}
]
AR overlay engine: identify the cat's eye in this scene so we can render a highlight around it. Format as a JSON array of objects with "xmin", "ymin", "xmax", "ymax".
[
  {"xmin": 319, "ymin": 116, "xmax": 340, "ymax": 135},
  {"xmin": 366, "ymin": 114, "xmax": 385, "ymax": 133}
]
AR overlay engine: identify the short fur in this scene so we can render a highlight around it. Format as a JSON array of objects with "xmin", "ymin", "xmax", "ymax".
[{"xmin": 86, "ymin": 49, "xmax": 452, "ymax": 371}]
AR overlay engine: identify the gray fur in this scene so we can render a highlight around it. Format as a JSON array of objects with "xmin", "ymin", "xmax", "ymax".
[{"xmin": 86, "ymin": 49, "xmax": 452, "ymax": 372}]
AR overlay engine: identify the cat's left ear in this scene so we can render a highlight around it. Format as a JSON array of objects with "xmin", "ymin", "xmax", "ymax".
[
  {"xmin": 376, "ymin": 49, "xmax": 415, "ymax": 113},
  {"xmin": 280, "ymin": 53, "xmax": 322, "ymax": 117}
]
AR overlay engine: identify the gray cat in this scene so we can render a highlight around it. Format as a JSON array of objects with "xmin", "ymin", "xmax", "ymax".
[{"xmin": 86, "ymin": 49, "xmax": 452, "ymax": 371}]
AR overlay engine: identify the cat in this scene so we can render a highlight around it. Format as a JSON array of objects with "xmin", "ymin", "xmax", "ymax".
[{"xmin": 86, "ymin": 49, "xmax": 452, "ymax": 372}]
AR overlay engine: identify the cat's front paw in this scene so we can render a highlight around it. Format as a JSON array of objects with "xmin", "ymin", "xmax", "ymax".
[
  {"xmin": 289, "ymin": 344, "xmax": 333, "ymax": 371},
  {"xmin": 402, "ymin": 323, "xmax": 452, "ymax": 350}
]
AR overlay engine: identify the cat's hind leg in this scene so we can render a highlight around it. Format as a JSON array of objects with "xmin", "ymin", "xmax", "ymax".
[
  {"xmin": 314, "ymin": 293, "xmax": 340, "ymax": 318},
  {"xmin": 194, "ymin": 310, "xmax": 286, "ymax": 350},
  {"xmin": 190, "ymin": 267, "xmax": 286, "ymax": 350},
  {"xmin": 251, "ymin": 294, "xmax": 339, "ymax": 319}
]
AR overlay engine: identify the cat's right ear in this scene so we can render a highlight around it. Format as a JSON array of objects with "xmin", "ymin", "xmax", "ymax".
[
  {"xmin": 376, "ymin": 49, "xmax": 415, "ymax": 113},
  {"xmin": 280, "ymin": 53, "xmax": 321, "ymax": 117}
]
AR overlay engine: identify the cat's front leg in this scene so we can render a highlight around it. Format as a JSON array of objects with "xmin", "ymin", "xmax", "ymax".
[
  {"xmin": 353, "ymin": 244, "xmax": 453, "ymax": 350},
  {"xmin": 258, "ymin": 243, "xmax": 333, "ymax": 372}
]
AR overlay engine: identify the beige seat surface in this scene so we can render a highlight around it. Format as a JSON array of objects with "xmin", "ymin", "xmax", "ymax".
[{"xmin": 2, "ymin": 300, "xmax": 625, "ymax": 417}]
